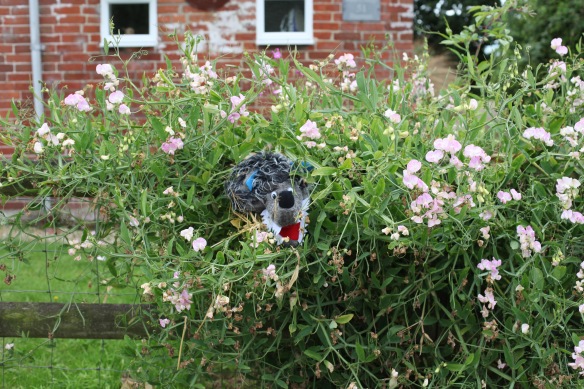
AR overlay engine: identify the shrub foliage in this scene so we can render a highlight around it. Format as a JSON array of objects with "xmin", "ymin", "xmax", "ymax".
[{"xmin": 2, "ymin": 3, "xmax": 584, "ymax": 388}]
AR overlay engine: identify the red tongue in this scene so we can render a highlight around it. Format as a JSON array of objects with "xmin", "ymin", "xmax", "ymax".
[{"xmin": 279, "ymin": 222, "xmax": 301, "ymax": 241}]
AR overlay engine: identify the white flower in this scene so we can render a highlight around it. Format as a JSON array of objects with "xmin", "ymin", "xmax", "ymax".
[
  {"xmin": 521, "ymin": 323, "xmax": 530, "ymax": 334},
  {"xmin": 5, "ymin": 343, "xmax": 14, "ymax": 350},
  {"xmin": 180, "ymin": 227, "xmax": 194, "ymax": 242},
  {"xmin": 33, "ymin": 141, "xmax": 44, "ymax": 154},
  {"xmin": 108, "ymin": 90, "xmax": 124, "ymax": 104},
  {"xmin": 192, "ymin": 237, "xmax": 207, "ymax": 252},
  {"xmin": 141, "ymin": 283, "xmax": 153, "ymax": 295},
  {"xmin": 36, "ymin": 123, "xmax": 50, "ymax": 137},
  {"xmin": 129, "ymin": 216, "xmax": 139, "ymax": 227}
]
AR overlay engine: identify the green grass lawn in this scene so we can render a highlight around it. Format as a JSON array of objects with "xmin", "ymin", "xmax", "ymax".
[{"xmin": 1, "ymin": 239, "xmax": 143, "ymax": 388}]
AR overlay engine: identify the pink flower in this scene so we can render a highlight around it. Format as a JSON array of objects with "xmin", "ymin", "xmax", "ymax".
[
  {"xmin": 108, "ymin": 90, "xmax": 124, "ymax": 104},
  {"xmin": 272, "ymin": 48, "xmax": 282, "ymax": 59},
  {"xmin": 36, "ymin": 123, "xmax": 51, "ymax": 137},
  {"xmin": 262, "ymin": 264, "xmax": 277, "ymax": 280},
  {"xmin": 556, "ymin": 46, "xmax": 568, "ymax": 56},
  {"xmin": 478, "ymin": 288, "xmax": 497, "ymax": 309},
  {"xmin": 118, "ymin": 104, "xmax": 131, "ymax": 115},
  {"xmin": 434, "ymin": 135, "xmax": 462, "ymax": 154},
  {"xmin": 227, "ymin": 112, "xmax": 240, "ymax": 123},
  {"xmin": 551, "ymin": 38, "xmax": 563, "ymax": 50},
  {"xmin": 523, "ymin": 127, "xmax": 553, "ymax": 146},
  {"xmin": 161, "ymin": 137, "xmax": 184, "ymax": 155},
  {"xmin": 477, "ymin": 257, "xmax": 502, "ymax": 281},
  {"xmin": 551, "ymin": 38, "xmax": 568, "ymax": 56},
  {"xmin": 480, "ymin": 226, "xmax": 490, "ymax": 240},
  {"xmin": 96, "ymin": 63, "xmax": 114, "ymax": 76},
  {"xmin": 402, "ymin": 170, "xmax": 428, "ymax": 192},
  {"xmin": 561, "ymin": 209, "xmax": 584, "ymax": 224},
  {"xmin": 335, "ymin": 53, "xmax": 356, "ymax": 69},
  {"xmin": 510, "ymin": 189, "xmax": 522, "ymax": 200},
  {"xmin": 406, "ymin": 159, "xmax": 422, "ymax": 174},
  {"xmin": 159, "ymin": 318, "xmax": 170, "ymax": 328},
  {"xmin": 425, "ymin": 149, "xmax": 444, "ymax": 163},
  {"xmin": 517, "ymin": 225, "xmax": 542, "ymax": 257},
  {"xmin": 64, "ymin": 93, "xmax": 91, "ymax": 112},
  {"xmin": 497, "ymin": 191, "xmax": 512, "ymax": 204},
  {"xmin": 177, "ymin": 289, "xmax": 192, "ymax": 312},
  {"xmin": 569, "ymin": 340, "xmax": 584, "ymax": 375},
  {"xmin": 384, "ymin": 109, "xmax": 401, "ymax": 124},
  {"xmin": 397, "ymin": 225, "xmax": 409, "ymax": 236},
  {"xmin": 192, "ymin": 237, "xmax": 207, "ymax": 252},
  {"xmin": 463, "ymin": 145, "xmax": 490, "ymax": 171},
  {"xmin": 449, "ymin": 155, "xmax": 463, "ymax": 169},
  {"xmin": 298, "ymin": 120, "xmax": 321, "ymax": 139}
]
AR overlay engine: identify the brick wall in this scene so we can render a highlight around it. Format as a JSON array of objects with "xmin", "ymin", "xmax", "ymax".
[{"xmin": 0, "ymin": 0, "xmax": 413, "ymax": 117}]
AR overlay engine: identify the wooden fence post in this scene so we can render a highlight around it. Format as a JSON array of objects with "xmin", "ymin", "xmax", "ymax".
[{"xmin": 0, "ymin": 302, "xmax": 155, "ymax": 339}]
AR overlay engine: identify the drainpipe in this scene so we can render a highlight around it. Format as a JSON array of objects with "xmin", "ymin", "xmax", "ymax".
[{"xmin": 29, "ymin": 0, "xmax": 44, "ymax": 119}]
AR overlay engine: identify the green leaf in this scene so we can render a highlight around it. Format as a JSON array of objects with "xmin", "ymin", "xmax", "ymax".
[
  {"xmin": 279, "ymin": 138, "xmax": 298, "ymax": 150},
  {"xmin": 355, "ymin": 341, "xmax": 365, "ymax": 362},
  {"xmin": 551, "ymin": 265, "xmax": 567, "ymax": 280},
  {"xmin": 312, "ymin": 167, "xmax": 337, "ymax": 176},
  {"xmin": 511, "ymin": 153, "xmax": 526, "ymax": 171},
  {"xmin": 150, "ymin": 117, "xmax": 167, "ymax": 140},
  {"xmin": 103, "ymin": 38, "xmax": 109, "ymax": 55},
  {"xmin": 106, "ymin": 256, "xmax": 118, "ymax": 277},
  {"xmin": 304, "ymin": 349, "xmax": 323, "ymax": 362},
  {"xmin": 140, "ymin": 189, "xmax": 148, "ymax": 216},
  {"xmin": 335, "ymin": 314, "xmax": 354, "ymax": 324},
  {"xmin": 120, "ymin": 220, "xmax": 131, "ymax": 246},
  {"xmin": 338, "ymin": 158, "xmax": 353, "ymax": 170},
  {"xmin": 445, "ymin": 363, "xmax": 465, "ymax": 372},
  {"xmin": 530, "ymin": 267, "xmax": 544, "ymax": 292}
]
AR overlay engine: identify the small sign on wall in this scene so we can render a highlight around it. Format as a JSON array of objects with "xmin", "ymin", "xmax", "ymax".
[{"xmin": 342, "ymin": 0, "xmax": 380, "ymax": 21}]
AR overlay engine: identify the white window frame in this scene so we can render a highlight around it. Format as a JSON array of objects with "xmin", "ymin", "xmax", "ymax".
[
  {"xmin": 100, "ymin": 0, "xmax": 158, "ymax": 48},
  {"xmin": 256, "ymin": 0, "xmax": 314, "ymax": 46}
]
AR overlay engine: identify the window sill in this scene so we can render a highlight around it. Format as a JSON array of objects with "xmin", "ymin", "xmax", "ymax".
[
  {"xmin": 100, "ymin": 35, "xmax": 158, "ymax": 49},
  {"xmin": 256, "ymin": 36, "xmax": 314, "ymax": 46}
]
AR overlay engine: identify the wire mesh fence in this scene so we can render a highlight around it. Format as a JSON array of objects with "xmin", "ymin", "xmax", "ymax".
[{"xmin": 0, "ymin": 197, "xmax": 145, "ymax": 388}]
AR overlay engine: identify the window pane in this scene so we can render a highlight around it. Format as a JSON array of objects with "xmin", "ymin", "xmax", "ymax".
[
  {"xmin": 265, "ymin": 0, "xmax": 305, "ymax": 32},
  {"xmin": 110, "ymin": 3, "xmax": 150, "ymax": 35}
]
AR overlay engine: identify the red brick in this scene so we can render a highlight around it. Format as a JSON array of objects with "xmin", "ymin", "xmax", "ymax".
[
  {"xmin": 335, "ymin": 32, "xmax": 362, "ymax": 41},
  {"xmin": 53, "ymin": 5, "xmax": 81, "ymax": 14},
  {"xmin": 11, "ymin": 6, "xmax": 29, "ymax": 16},
  {"xmin": 54, "ymin": 25, "xmax": 82, "ymax": 34},
  {"xmin": 1, "ymin": 15, "xmax": 28, "ymax": 24},
  {"xmin": 2, "ymin": 34, "xmax": 29, "ymax": 44},
  {"xmin": 82, "ymin": 24, "xmax": 100, "ymax": 34},
  {"xmin": 0, "ymin": 44, "xmax": 13, "ymax": 53},
  {"xmin": 313, "ymin": 13, "xmax": 332, "ymax": 21},
  {"xmin": 5, "ymin": 54, "xmax": 30, "ymax": 63},
  {"xmin": 58, "ymin": 14, "xmax": 86, "ymax": 24},
  {"xmin": 314, "ymin": 22, "xmax": 341, "ymax": 31},
  {"xmin": 314, "ymin": 4, "xmax": 340, "ymax": 12},
  {"xmin": 58, "ymin": 62, "xmax": 86, "ymax": 72},
  {"xmin": 314, "ymin": 31, "xmax": 333, "ymax": 40}
]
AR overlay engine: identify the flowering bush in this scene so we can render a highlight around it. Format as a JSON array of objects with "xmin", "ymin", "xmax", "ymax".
[{"xmin": 3, "ymin": 3, "xmax": 584, "ymax": 387}]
